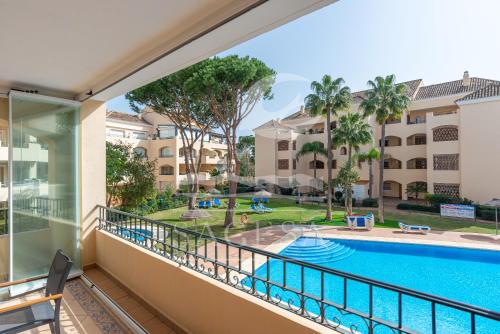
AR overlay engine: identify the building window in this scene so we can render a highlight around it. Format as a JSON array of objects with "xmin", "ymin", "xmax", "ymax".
[
  {"xmin": 433, "ymin": 154, "xmax": 459, "ymax": 170},
  {"xmin": 158, "ymin": 125, "xmax": 176, "ymax": 139},
  {"xmin": 179, "ymin": 147, "xmax": 196, "ymax": 157},
  {"xmin": 309, "ymin": 160, "xmax": 324, "ymax": 169},
  {"xmin": 159, "ymin": 146, "xmax": 173, "ymax": 157},
  {"xmin": 277, "ymin": 140, "xmax": 289, "ymax": 151},
  {"xmin": 433, "ymin": 126, "xmax": 458, "ymax": 142},
  {"xmin": 384, "ymin": 158, "xmax": 402, "ymax": 169},
  {"xmin": 133, "ymin": 147, "xmax": 147, "ymax": 157},
  {"xmin": 330, "ymin": 121, "xmax": 337, "ymax": 130},
  {"xmin": 292, "ymin": 159, "xmax": 296, "ymax": 170},
  {"xmin": 131, "ymin": 131, "xmax": 146, "ymax": 139},
  {"xmin": 108, "ymin": 129, "xmax": 125, "ymax": 138},
  {"xmin": 408, "ymin": 134, "xmax": 427, "ymax": 145},
  {"xmin": 407, "ymin": 158, "xmax": 427, "ymax": 169},
  {"xmin": 415, "ymin": 135, "xmax": 426, "ymax": 145},
  {"xmin": 278, "ymin": 159, "xmax": 289, "ymax": 170},
  {"xmin": 292, "ymin": 140, "xmax": 296, "ymax": 150},
  {"xmin": 340, "ymin": 147, "xmax": 347, "ymax": 155},
  {"xmin": 383, "ymin": 182, "xmax": 392, "ymax": 191},
  {"xmin": 160, "ymin": 165, "xmax": 174, "ymax": 175},
  {"xmin": 333, "ymin": 160, "xmax": 337, "ymax": 169},
  {"xmin": 434, "ymin": 183, "xmax": 460, "ymax": 197}
]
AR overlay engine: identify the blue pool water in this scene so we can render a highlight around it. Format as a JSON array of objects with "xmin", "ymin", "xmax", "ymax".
[{"xmin": 246, "ymin": 237, "xmax": 500, "ymax": 333}]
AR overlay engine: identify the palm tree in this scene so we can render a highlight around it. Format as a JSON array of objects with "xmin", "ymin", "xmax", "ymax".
[
  {"xmin": 332, "ymin": 112, "xmax": 372, "ymax": 165},
  {"xmin": 296, "ymin": 141, "xmax": 328, "ymax": 195},
  {"xmin": 305, "ymin": 76, "xmax": 351, "ymax": 220},
  {"xmin": 356, "ymin": 148, "xmax": 381, "ymax": 199},
  {"xmin": 406, "ymin": 182, "xmax": 427, "ymax": 201},
  {"xmin": 332, "ymin": 112, "xmax": 372, "ymax": 213},
  {"xmin": 360, "ymin": 75, "xmax": 411, "ymax": 223}
]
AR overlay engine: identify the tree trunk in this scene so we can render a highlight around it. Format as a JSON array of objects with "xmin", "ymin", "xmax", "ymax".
[
  {"xmin": 224, "ymin": 127, "xmax": 238, "ymax": 227},
  {"xmin": 368, "ymin": 160, "xmax": 373, "ymax": 199},
  {"xmin": 325, "ymin": 110, "xmax": 333, "ymax": 221},
  {"xmin": 313, "ymin": 152, "xmax": 317, "ymax": 195},
  {"xmin": 347, "ymin": 144, "xmax": 353, "ymax": 215},
  {"xmin": 378, "ymin": 123, "xmax": 386, "ymax": 223}
]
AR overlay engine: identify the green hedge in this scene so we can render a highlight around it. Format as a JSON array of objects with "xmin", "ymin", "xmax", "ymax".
[
  {"xmin": 397, "ymin": 202, "xmax": 497, "ymax": 222},
  {"xmin": 396, "ymin": 203, "xmax": 439, "ymax": 213},
  {"xmin": 362, "ymin": 198, "xmax": 378, "ymax": 208}
]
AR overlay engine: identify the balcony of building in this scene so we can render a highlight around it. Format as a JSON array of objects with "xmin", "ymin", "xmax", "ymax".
[{"xmin": 406, "ymin": 133, "xmax": 427, "ymax": 146}]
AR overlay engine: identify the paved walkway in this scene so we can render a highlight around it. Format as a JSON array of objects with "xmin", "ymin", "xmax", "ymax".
[{"xmin": 230, "ymin": 224, "xmax": 500, "ymax": 252}]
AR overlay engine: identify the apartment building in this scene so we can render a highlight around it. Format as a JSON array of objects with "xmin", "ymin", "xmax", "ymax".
[
  {"xmin": 254, "ymin": 72, "xmax": 500, "ymax": 203},
  {"xmin": 106, "ymin": 110, "xmax": 229, "ymax": 190}
]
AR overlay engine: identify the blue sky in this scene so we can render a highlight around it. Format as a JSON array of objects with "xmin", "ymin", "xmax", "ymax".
[{"xmin": 108, "ymin": 0, "xmax": 500, "ymax": 136}]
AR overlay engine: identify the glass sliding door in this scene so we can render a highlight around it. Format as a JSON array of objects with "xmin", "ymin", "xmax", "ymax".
[{"xmin": 9, "ymin": 92, "xmax": 81, "ymax": 280}]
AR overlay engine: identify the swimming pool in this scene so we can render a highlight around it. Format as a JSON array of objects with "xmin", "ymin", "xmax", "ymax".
[{"xmin": 245, "ymin": 237, "xmax": 500, "ymax": 333}]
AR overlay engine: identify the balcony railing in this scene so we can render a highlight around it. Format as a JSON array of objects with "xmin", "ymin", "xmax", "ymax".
[{"xmin": 97, "ymin": 206, "xmax": 500, "ymax": 334}]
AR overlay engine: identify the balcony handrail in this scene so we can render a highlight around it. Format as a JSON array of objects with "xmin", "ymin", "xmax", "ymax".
[{"xmin": 97, "ymin": 205, "xmax": 500, "ymax": 333}]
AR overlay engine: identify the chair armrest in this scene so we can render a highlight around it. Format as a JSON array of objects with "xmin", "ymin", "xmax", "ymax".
[
  {"xmin": 0, "ymin": 294, "xmax": 63, "ymax": 315},
  {"xmin": 0, "ymin": 275, "xmax": 48, "ymax": 289}
]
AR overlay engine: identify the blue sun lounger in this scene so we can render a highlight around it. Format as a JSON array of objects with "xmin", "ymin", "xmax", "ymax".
[
  {"xmin": 250, "ymin": 203, "xmax": 264, "ymax": 214},
  {"xmin": 399, "ymin": 222, "xmax": 431, "ymax": 234},
  {"xmin": 258, "ymin": 203, "xmax": 272, "ymax": 212},
  {"xmin": 213, "ymin": 198, "xmax": 222, "ymax": 207}
]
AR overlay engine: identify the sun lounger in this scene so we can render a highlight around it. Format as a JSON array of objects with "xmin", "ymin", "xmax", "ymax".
[
  {"xmin": 258, "ymin": 203, "xmax": 272, "ymax": 212},
  {"xmin": 213, "ymin": 198, "xmax": 222, "ymax": 207},
  {"xmin": 204, "ymin": 200, "xmax": 212, "ymax": 208},
  {"xmin": 346, "ymin": 213, "xmax": 374, "ymax": 231},
  {"xmin": 399, "ymin": 222, "xmax": 431, "ymax": 234},
  {"xmin": 198, "ymin": 201, "xmax": 205, "ymax": 209},
  {"xmin": 250, "ymin": 203, "xmax": 264, "ymax": 214},
  {"xmin": 252, "ymin": 197, "xmax": 260, "ymax": 204}
]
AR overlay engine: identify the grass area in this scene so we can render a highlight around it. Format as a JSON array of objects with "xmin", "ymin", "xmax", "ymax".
[
  {"xmin": 147, "ymin": 197, "xmax": 327, "ymax": 238},
  {"xmin": 147, "ymin": 197, "xmax": 498, "ymax": 236}
]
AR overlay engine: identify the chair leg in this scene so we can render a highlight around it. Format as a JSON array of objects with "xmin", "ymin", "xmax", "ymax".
[{"xmin": 51, "ymin": 300, "xmax": 62, "ymax": 334}]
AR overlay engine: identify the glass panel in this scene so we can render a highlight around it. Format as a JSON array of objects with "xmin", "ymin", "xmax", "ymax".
[
  {"xmin": 9, "ymin": 92, "xmax": 81, "ymax": 280},
  {"xmin": 0, "ymin": 98, "xmax": 8, "ymax": 282}
]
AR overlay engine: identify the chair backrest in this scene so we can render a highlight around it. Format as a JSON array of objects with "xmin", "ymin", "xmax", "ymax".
[{"xmin": 45, "ymin": 249, "xmax": 73, "ymax": 297}]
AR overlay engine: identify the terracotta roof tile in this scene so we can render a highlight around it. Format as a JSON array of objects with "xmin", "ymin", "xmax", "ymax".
[
  {"xmin": 415, "ymin": 77, "xmax": 499, "ymax": 100},
  {"xmin": 352, "ymin": 79, "xmax": 422, "ymax": 103},
  {"xmin": 455, "ymin": 84, "xmax": 500, "ymax": 103}
]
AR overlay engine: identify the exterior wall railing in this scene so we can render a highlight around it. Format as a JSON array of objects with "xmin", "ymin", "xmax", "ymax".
[{"xmin": 97, "ymin": 205, "xmax": 500, "ymax": 334}]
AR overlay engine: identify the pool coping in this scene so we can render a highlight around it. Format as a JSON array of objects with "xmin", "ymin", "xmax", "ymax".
[{"xmin": 246, "ymin": 226, "xmax": 500, "ymax": 255}]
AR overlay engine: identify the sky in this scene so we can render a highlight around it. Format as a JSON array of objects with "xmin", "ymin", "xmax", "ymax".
[{"xmin": 108, "ymin": 0, "xmax": 500, "ymax": 136}]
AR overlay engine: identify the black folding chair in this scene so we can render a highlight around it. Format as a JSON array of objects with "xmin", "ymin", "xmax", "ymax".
[{"xmin": 0, "ymin": 249, "xmax": 73, "ymax": 334}]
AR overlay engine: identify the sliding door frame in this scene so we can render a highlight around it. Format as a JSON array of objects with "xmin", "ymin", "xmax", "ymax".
[{"xmin": 8, "ymin": 91, "xmax": 81, "ymax": 281}]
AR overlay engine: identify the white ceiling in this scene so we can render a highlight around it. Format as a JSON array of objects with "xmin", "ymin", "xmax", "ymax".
[{"xmin": 0, "ymin": 0, "xmax": 335, "ymax": 101}]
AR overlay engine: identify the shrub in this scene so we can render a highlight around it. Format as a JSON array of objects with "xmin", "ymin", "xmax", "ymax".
[
  {"xmin": 397, "ymin": 203, "xmax": 439, "ymax": 213},
  {"xmin": 362, "ymin": 198, "xmax": 378, "ymax": 208},
  {"xmin": 476, "ymin": 206, "xmax": 497, "ymax": 222},
  {"xmin": 425, "ymin": 194, "xmax": 473, "ymax": 208},
  {"xmin": 280, "ymin": 187, "xmax": 294, "ymax": 196}
]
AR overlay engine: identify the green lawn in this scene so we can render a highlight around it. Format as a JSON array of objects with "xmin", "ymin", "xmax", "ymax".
[{"xmin": 147, "ymin": 197, "xmax": 498, "ymax": 237}]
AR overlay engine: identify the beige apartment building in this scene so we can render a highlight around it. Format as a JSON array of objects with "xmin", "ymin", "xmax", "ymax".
[
  {"xmin": 255, "ymin": 72, "xmax": 500, "ymax": 203},
  {"xmin": 106, "ymin": 110, "xmax": 229, "ymax": 190}
]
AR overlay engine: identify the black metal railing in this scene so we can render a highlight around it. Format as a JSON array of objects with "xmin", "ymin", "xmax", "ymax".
[
  {"xmin": 13, "ymin": 197, "xmax": 73, "ymax": 220},
  {"xmin": 97, "ymin": 206, "xmax": 500, "ymax": 334}
]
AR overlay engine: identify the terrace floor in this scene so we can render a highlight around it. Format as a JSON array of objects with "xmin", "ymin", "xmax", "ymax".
[
  {"xmin": 0, "ymin": 277, "xmax": 133, "ymax": 334},
  {"xmin": 84, "ymin": 267, "xmax": 181, "ymax": 334}
]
